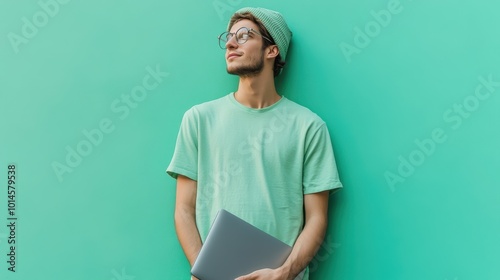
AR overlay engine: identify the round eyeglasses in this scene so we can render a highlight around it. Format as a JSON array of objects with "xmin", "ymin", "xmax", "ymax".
[{"xmin": 218, "ymin": 27, "xmax": 273, "ymax": 49}]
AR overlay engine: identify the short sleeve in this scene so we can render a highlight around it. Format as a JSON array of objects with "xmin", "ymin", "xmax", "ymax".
[
  {"xmin": 166, "ymin": 108, "xmax": 199, "ymax": 181},
  {"xmin": 302, "ymin": 123, "xmax": 343, "ymax": 194}
]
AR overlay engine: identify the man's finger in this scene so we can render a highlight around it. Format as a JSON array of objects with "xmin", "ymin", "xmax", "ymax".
[{"xmin": 235, "ymin": 274, "xmax": 251, "ymax": 280}]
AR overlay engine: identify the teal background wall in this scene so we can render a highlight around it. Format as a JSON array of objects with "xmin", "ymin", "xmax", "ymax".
[{"xmin": 1, "ymin": 0, "xmax": 499, "ymax": 279}]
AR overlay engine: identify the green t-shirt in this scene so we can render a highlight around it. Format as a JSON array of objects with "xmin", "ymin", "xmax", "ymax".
[{"xmin": 167, "ymin": 93, "xmax": 343, "ymax": 279}]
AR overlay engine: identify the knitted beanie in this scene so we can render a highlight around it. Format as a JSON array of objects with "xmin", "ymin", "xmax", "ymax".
[{"xmin": 231, "ymin": 7, "xmax": 292, "ymax": 63}]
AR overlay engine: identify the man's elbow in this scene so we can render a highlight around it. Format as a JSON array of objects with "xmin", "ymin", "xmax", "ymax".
[{"xmin": 174, "ymin": 203, "xmax": 196, "ymax": 225}]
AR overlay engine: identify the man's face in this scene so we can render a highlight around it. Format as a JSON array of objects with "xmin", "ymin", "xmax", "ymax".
[{"xmin": 225, "ymin": 19, "xmax": 266, "ymax": 77}]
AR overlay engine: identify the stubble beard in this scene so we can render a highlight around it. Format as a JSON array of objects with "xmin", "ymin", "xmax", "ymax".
[{"xmin": 226, "ymin": 51, "xmax": 265, "ymax": 78}]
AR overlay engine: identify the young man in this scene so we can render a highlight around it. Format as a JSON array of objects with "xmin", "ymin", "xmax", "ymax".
[{"xmin": 167, "ymin": 7, "xmax": 343, "ymax": 280}]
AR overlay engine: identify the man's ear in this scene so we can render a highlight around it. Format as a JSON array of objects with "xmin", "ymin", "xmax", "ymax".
[{"xmin": 265, "ymin": 45, "xmax": 280, "ymax": 59}]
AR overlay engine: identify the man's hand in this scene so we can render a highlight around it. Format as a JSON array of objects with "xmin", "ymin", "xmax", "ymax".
[{"xmin": 235, "ymin": 268, "xmax": 289, "ymax": 280}]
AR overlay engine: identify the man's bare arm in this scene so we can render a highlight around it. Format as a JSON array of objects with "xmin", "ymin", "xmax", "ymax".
[
  {"xmin": 174, "ymin": 175, "xmax": 202, "ymax": 267},
  {"xmin": 278, "ymin": 190, "xmax": 330, "ymax": 278}
]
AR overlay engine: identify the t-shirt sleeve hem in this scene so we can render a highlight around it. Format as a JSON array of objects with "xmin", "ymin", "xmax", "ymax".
[
  {"xmin": 303, "ymin": 181, "xmax": 343, "ymax": 195},
  {"xmin": 166, "ymin": 166, "xmax": 198, "ymax": 181}
]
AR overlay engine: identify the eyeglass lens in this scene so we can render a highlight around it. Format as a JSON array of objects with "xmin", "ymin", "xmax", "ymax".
[{"xmin": 219, "ymin": 27, "xmax": 251, "ymax": 48}]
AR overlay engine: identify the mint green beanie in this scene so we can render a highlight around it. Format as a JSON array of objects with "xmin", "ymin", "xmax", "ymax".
[{"xmin": 231, "ymin": 7, "xmax": 292, "ymax": 63}]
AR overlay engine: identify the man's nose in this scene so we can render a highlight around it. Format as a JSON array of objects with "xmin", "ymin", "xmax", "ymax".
[{"xmin": 225, "ymin": 36, "xmax": 238, "ymax": 49}]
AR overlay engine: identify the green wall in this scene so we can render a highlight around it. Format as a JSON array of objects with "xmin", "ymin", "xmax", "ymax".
[{"xmin": 1, "ymin": 0, "xmax": 499, "ymax": 279}]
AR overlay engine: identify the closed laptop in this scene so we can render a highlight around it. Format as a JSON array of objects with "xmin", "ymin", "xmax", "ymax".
[{"xmin": 191, "ymin": 209, "xmax": 305, "ymax": 280}]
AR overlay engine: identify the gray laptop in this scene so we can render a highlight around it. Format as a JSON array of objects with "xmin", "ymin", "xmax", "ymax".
[{"xmin": 191, "ymin": 209, "xmax": 305, "ymax": 280}]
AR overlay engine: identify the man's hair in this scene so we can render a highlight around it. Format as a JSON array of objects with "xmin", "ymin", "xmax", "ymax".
[{"xmin": 228, "ymin": 12, "xmax": 286, "ymax": 77}]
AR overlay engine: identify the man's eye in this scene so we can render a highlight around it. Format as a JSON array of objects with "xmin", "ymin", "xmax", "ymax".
[{"xmin": 237, "ymin": 33, "xmax": 249, "ymax": 41}]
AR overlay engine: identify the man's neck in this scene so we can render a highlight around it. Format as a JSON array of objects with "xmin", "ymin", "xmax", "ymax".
[{"xmin": 234, "ymin": 72, "xmax": 281, "ymax": 109}]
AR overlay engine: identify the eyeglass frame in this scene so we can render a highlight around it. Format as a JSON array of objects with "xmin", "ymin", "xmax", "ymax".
[{"xmin": 218, "ymin": 27, "xmax": 274, "ymax": 49}]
